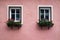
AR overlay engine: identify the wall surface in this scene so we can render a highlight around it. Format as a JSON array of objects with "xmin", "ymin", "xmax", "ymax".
[{"xmin": 0, "ymin": 0, "xmax": 60, "ymax": 40}]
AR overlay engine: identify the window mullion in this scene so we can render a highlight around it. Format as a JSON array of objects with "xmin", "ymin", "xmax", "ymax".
[
  {"xmin": 15, "ymin": 9, "xmax": 16, "ymax": 22},
  {"xmin": 44, "ymin": 9, "xmax": 45, "ymax": 19}
]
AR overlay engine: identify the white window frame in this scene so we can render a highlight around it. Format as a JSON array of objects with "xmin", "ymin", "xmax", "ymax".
[
  {"xmin": 40, "ymin": 7, "xmax": 50, "ymax": 21},
  {"xmin": 10, "ymin": 8, "xmax": 21, "ymax": 22},
  {"xmin": 37, "ymin": 5, "xmax": 53, "ymax": 23},
  {"xmin": 7, "ymin": 5, "xmax": 23, "ymax": 24}
]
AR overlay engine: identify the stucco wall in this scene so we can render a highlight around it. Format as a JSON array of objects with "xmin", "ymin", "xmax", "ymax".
[{"xmin": 0, "ymin": 0, "xmax": 60, "ymax": 40}]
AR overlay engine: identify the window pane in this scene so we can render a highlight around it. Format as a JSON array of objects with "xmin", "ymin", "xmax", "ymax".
[
  {"xmin": 45, "ymin": 9, "xmax": 49, "ymax": 13},
  {"xmin": 11, "ymin": 14, "xmax": 15, "ymax": 20},
  {"xmin": 45, "ymin": 15, "xmax": 49, "ymax": 20},
  {"xmin": 11, "ymin": 9, "xmax": 15, "ymax": 13},
  {"xmin": 45, "ymin": 9, "xmax": 49, "ymax": 20},
  {"xmin": 40, "ymin": 9, "xmax": 44, "ymax": 20},
  {"xmin": 40, "ymin": 9, "xmax": 44, "ymax": 13},
  {"xmin": 16, "ymin": 9, "xmax": 20, "ymax": 13},
  {"xmin": 41, "ymin": 15, "xmax": 44, "ymax": 20},
  {"xmin": 16, "ymin": 14, "xmax": 20, "ymax": 20}
]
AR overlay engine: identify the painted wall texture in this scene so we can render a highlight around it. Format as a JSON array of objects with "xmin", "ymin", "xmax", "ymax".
[{"xmin": 0, "ymin": 0, "xmax": 60, "ymax": 40}]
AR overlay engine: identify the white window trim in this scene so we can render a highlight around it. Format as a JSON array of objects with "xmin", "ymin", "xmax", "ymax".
[
  {"xmin": 37, "ymin": 5, "xmax": 53, "ymax": 23},
  {"xmin": 7, "ymin": 5, "xmax": 23, "ymax": 24}
]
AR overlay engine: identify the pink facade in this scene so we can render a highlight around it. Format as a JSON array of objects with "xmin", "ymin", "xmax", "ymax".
[{"xmin": 0, "ymin": 0, "xmax": 60, "ymax": 40}]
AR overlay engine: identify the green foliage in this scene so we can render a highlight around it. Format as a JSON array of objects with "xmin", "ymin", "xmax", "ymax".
[
  {"xmin": 13, "ymin": 22, "xmax": 21, "ymax": 27},
  {"xmin": 38, "ymin": 19, "xmax": 54, "ymax": 27},
  {"xmin": 7, "ymin": 19, "xmax": 21, "ymax": 27},
  {"xmin": 7, "ymin": 20, "xmax": 14, "ymax": 27}
]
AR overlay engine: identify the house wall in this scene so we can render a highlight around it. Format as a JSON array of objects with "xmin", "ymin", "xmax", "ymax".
[{"xmin": 0, "ymin": 0, "xmax": 60, "ymax": 40}]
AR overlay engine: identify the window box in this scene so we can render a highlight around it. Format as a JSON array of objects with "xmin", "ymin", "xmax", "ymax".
[
  {"xmin": 7, "ymin": 19, "xmax": 21, "ymax": 29},
  {"xmin": 37, "ymin": 19, "xmax": 54, "ymax": 29}
]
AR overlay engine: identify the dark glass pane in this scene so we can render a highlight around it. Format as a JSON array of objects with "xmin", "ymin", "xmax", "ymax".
[
  {"xmin": 45, "ymin": 15, "xmax": 49, "ymax": 20},
  {"xmin": 45, "ymin": 10, "xmax": 49, "ymax": 13},
  {"xmin": 11, "ymin": 9, "xmax": 15, "ymax": 13},
  {"xmin": 16, "ymin": 14, "xmax": 20, "ymax": 20},
  {"xmin": 40, "ymin": 9, "xmax": 44, "ymax": 13},
  {"xmin": 16, "ymin": 9, "xmax": 20, "ymax": 13},
  {"xmin": 41, "ymin": 15, "xmax": 44, "ymax": 20},
  {"xmin": 11, "ymin": 14, "xmax": 15, "ymax": 20}
]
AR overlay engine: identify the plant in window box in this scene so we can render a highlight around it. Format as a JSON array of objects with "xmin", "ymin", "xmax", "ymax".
[
  {"xmin": 37, "ymin": 19, "xmax": 54, "ymax": 29},
  {"xmin": 6, "ymin": 19, "xmax": 22, "ymax": 29},
  {"xmin": 13, "ymin": 22, "xmax": 21, "ymax": 29}
]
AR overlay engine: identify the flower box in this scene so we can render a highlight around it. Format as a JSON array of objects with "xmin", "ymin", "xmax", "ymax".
[
  {"xmin": 37, "ymin": 19, "xmax": 54, "ymax": 29},
  {"xmin": 6, "ymin": 19, "xmax": 21, "ymax": 29}
]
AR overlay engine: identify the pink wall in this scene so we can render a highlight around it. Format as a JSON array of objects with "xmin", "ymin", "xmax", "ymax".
[{"xmin": 0, "ymin": 0, "xmax": 60, "ymax": 40}]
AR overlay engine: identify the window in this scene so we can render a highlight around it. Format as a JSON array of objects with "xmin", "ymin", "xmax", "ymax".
[
  {"xmin": 8, "ymin": 5, "xmax": 23, "ymax": 24},
  {"xmin": 38, "ymin": 5, "xmax": 53, "ymax": 21}
]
